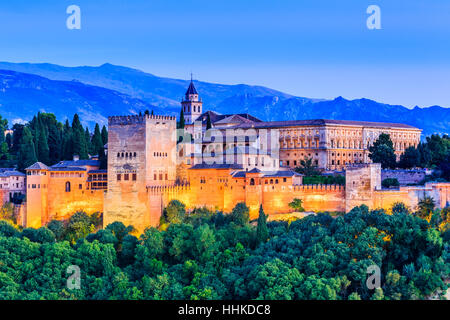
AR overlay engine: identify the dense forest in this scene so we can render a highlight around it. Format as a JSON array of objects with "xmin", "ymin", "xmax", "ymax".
[
  {"xmin": 0, "ymin": 112, "xmax": 108, "ymax": 171},
  {"xmin": 0, "ymin": 199, "xmax": 449, "ymax": 300}
]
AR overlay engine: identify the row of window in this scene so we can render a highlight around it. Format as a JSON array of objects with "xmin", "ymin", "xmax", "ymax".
[
  {"xmin": 285, "ymin": 159, "xmax": 319, "ymax": 166},
  {"xmin": 117, "ymin": 152, "xmax": 137, "ymax": 158},
  {"xmin": 154, "ymin": 173, "xmax": 169, "ymax": 180},
  {"xmin": 50, "ymin": 172, "xmax": 84, "ymax": 178},
  {"xmin": 154, "ymin": 152, "xmax": 168, "ymax": 157},
  {"xmin": 183, "ymin": 105, "xmax": 201, "ymax": 113},
  {"xmin": 117, "ymin": 173, "xmax": 137, "ymax": 181},
  {"xmin": 0, "ymin": 183, "xmax": 22, "ymax": 189},
  {"xmin": 331, "ymin": 160, "xmax": 363, "ymax": 166}
]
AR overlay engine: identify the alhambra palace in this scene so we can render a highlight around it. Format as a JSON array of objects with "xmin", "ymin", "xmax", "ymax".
[{"xmin": 7, "ymin": 80, "xmax": 449, "ymax": 233}]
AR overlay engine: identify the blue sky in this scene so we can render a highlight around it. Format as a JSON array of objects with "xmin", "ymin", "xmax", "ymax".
[{"xmin": 0, "ymin": 0, "xmax": 449, "ymax": 108}]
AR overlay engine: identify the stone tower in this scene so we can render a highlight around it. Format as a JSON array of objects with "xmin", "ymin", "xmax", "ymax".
[
  {"xmin": 181, "ymin": 76, "xmax": 202, "ymax": 125},
  {"xmin": 345, "ymin": 163, "xmax": 381, "ymax": 211},
  {"xmin": 25, "ymin": 163, "xmax": 49, "ymax": 228},
  {"xmin": 103, "ymin": 114, "xmax": 177, "ymax": 232}
]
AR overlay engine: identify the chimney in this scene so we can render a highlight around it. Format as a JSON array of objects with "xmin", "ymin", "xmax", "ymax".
[{"xmin": 73, "ymin": 154, "xmax": 79, "ymax": 161}]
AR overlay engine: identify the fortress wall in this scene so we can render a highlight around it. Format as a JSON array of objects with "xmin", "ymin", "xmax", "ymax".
[
  {"xmin": 148, "ymin": 185, "xmax": 193, "ymax": 222},
  {"xmin": 45, "ymin": 175, "xmax": 104, "ymax": 223},
  {"xmin": 381, "ymin": 169, "xmax": 426, "ymax": 185},
  {"xmin": 261, "ymin": 184, "xmax": 346, "ymax": 216},
  {"xmin": 373, "ymin": 189, "xmax": 411, "ymax": 212}
]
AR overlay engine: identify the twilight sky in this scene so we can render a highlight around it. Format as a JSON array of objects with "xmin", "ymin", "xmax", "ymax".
[{"xmin": 0, "ymin": 0, "xmax": 449, "ymax": 108}]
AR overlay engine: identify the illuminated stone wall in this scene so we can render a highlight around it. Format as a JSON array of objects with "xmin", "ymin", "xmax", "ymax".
[{"xmin": 103, "ymin": 114, "xmax": 177, "ymax": 233}]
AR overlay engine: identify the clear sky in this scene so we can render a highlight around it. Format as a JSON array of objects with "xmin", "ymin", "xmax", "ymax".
[{"xmin": 0, "ymin": 0, "xmax": 449, "ymax": 108}]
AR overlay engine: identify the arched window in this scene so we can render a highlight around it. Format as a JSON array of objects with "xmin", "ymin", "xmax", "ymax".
[
  {"xmin": 250, "ymin": 178, "xmax": 255, "ymax": 186},
  {"xmin": 65, "ymin": 181, "xmax": 71, "ymax": 192}
]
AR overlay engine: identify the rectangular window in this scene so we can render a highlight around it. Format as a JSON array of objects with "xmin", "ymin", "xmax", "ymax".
[
  {"xmin": 117, "ymin": 174, "xmax": 121, "ymax": 181},
  {"xmin": 132, "ymin": 174, "xmax": 137, "ymax": 181},
  {"xmin": 79, "ymin": 184, "xmax": 82, "ymax": 190},
  {"xmin": 124, "ymin": 174, "xmax": 129, "ymax": 181}
]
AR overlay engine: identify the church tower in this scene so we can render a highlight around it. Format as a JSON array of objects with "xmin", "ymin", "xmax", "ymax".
[{"xmin": 181, "ymin": 76, "xmax": 202, "ymax": 125}]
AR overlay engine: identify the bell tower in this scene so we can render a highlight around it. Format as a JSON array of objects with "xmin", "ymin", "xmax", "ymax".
[{"xmin": 181, "ymin": 75, "xmax": 202, "ymax": 125}]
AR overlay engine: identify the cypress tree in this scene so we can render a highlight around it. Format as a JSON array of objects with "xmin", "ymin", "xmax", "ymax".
[
  {"xmin": 37, "ymin": 116, "xmax": 50, "ymax": 164},
  {"xmin": 0, "ymin": 115, "xmax": 7, "ymax": 146},
  {"xmin": 101, "ymin": 125, "xmax": 108, "ymax": 146},
  {"xmin": 11, "ymin": 123, "xmax": 24, "ymax": 155},
  {"xmin": 18, "ymin": 127, "xmax": 38, "ymax": 172},
  {"xmin": 178, "ymin": 108, "xmax": 185, "ymax": 129},
  {"xmin": 206, "ymin": 113, "xmax": 212, "ymax": 130},
  {"xmin": 92, "ymin": 124, "xmax": 107, "ymax": 169},
  {"xmin": 256, "ymin": 205, "xmax": 269, "ymax": 244},
  {"xmin": 85, "ymin": 127, "xmax": 93, "ymax": 155},
  {"xmin": 62, "ymin": 119, "xmax": 73, "ymax": 160},
  {"xmin": 71, "ymin": 114, "xmax": 88, "ymax": 159}
]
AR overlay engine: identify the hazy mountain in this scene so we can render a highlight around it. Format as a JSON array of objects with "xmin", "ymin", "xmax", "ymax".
[
  {"xmin": 0, "ymin": 69, "xmax": 161, "ymax": 128},
  {"xmin": 0, "ymin": 62, "xmax": 448, "ymax": 136}
]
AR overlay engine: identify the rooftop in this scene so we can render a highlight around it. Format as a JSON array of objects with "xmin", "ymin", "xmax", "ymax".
[
  {"xmin": 231, "ymin": 119, "xmax": 420, "ymax": 130},
  {"xmin": 189, "ymin": 163, "xmax": 243, "ymax": 170},
  {"xmin": 26, "ymin": 162, "xmax": 50, "ymax": 170},
  {"xmin": 52, "ymin": 160, "xmax": 101, "ymax": 168}
]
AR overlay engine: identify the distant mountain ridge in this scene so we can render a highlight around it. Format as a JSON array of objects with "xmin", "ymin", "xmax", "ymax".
[{"xmin": 0, "ymin": 62, "xmax": 448, "ymax": 136}]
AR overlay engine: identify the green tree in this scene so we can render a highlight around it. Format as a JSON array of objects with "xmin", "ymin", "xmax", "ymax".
[
  {"xmin": 399, "ymin": 146, "xmax": 421, "ymax": 169},
  {"xmin": 178, "ymin": 108, "xmax": 185, "ymax": 129},
  {"xmin": 288, "ymin": 198, "xmax": 305, "ymax": 212},
  {"xmin": 295, "ymin": 157, "xmax": 320, "ymax": 176},
  {"xmin": 369, "ymin": 133, "xmax": 396, "ymax": 169},
  {"xmin": 17, "ymin": 127, "xmax": 38, "ymax": 172},
  {"xmin": 206, "ymin": 113, "xmax": 212, "ymax": 130},
  {"xmin": 391, "ymin": 202, "xmax": 410, "ymax": 215},
  {"xmin": 92, "ymin": 123, "xmax": 107, "ymax": 169},
  {"xmin": 382, "ymin": 178, "xmax": 399, "ymax": 188},
  {"xmin": 101, "ymin": 125, "xmax": 108, "ymax": 146},
  {"xmin": 36, "ymin": 115, "xmax": 50, "ymax": 164},
  {"xmin": 71, "ymin": 114, "xmax": 88, "ymax": 159},
  {"xmin": 256, "ymin": 205, "xmax": 269, "ymax": 244},
  {"xmin": 163, "ymin": 200, "xmax": 186, "ymax": 224},
  {"xmin": 0, "ymin": 202, "xmax": 15, "ymax": 224},
  {"xmin": 231, "ymin": 203, "xmax": 249, "ymax": 226},
  {"xmin": 417, "ymin": 197, "xmax": 435, "ymax": 219}
]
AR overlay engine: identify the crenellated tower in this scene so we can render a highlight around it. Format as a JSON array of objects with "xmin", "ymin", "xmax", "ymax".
[
  {"xmin": 181, "ymin": 75, "xmax": 202, "ymax": 125},
  {"xmin": 103, "ymin": 114, "xmax": 177, "ymax": 232}
]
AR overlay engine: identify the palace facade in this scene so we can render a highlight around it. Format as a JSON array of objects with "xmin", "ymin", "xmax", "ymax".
[{"xmin": 18, "ymin": 81, "xmax": 449, "ymax": 233}]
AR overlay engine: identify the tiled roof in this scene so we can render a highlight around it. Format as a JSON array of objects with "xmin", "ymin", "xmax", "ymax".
[
  {"xmin": 189, "ymin": 163, "xmax": 243, "ymax": 170},
  {"xmin": 0, "ymin": 170, "xmax": 26, "ymax": 177},
  {"xmin": 232, "ymin": 170, "xmax": 302, "ymax": 178},
  {"xmin": 185, "ymin": 81, "xmax": 198, "ymax": 95},
  {"xmin": 88, "ymin": 169, "xmax": 107, "ymax": 174},
  {"xmin": 26, "ymin": 162, "xmax": 50, "ymax": 170},
  {"xmin": 49, "ymin": 167, "xmax": 86, "ymax": 172},
  {"xmin": 52, "ymin": 160, "xmax": 101, "ymax": 168},
  {"xmin": 231, "ymin": 119, "xmax": 420, "ymax": 130},
  {"xmin": 193, "ymin": 111, "xmax": 263, "ymax": 125}
]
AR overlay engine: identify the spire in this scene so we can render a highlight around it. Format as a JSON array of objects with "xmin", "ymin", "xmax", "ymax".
[{"xmin": 185, "ymin": 74, "xmax": 198, "ymax": 96}]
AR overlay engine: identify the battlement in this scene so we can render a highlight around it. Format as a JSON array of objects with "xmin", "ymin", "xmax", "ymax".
[
  {"xmin": 148, "ymin": 183, "xmax": 191, "ymax": 194},
  {"xmin": 108, "ymin": 114, "xmax": 176, "ymax": 125},
  {"xmin": 293, "ymin": 184, "xmax": 345, "ymax": 192}
]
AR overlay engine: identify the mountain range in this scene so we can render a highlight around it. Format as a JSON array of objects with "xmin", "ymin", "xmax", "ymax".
[{"xmin": 0, "ymin": 62, "xmax": 448, "ymax": 136}]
